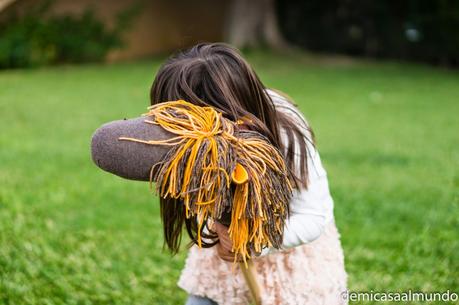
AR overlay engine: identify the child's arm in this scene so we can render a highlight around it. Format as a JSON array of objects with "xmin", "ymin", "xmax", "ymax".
[
  {"xmin": 91, "ymin": 116, "xmax": 172, "ymax": 181},
  {"xmin": 258, "ymin": 89, "xmax": 334, "ymax": 255}
]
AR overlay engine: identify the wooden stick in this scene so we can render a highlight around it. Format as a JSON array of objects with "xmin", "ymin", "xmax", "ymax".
[{"xmin": 240, "ymin": 260, "xmax": 262, "ymax": 305}]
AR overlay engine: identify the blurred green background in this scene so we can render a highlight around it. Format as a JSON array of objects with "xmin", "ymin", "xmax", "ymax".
[
  {"xmin": 1, "ymin": 52, "xmax": 458, "ymax": 304},
  {"xmin": 1, "ymin": 0, "xmax": 459, "ymax": 304}
]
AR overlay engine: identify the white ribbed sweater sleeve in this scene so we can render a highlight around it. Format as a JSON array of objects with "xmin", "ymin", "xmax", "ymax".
[{"xmin": 259, "ymin": 90, "xmax": 334, "ymax": 256}]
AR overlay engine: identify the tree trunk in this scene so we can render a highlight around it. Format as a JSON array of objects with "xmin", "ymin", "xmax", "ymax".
[
  {"xmin": 0, "ymin": 0, "xmax": 18, "ymax": 12},
  {"xmin": 224, "ymin": 0, "xmax": 287, "ymax": 49}
]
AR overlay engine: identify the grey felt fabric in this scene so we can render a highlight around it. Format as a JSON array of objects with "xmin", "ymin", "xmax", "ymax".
[{"xmin": 91, "ymin": 116, "xmax": 173, "ymax": 181}]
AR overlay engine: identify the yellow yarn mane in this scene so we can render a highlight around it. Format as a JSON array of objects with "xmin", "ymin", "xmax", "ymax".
[{"xmin": 120, "ymin": 100, "xmax": 293, "ymax": 263}]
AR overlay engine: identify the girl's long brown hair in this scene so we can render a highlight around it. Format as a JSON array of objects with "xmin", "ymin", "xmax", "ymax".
[{"xmin": 150, "ymin": 43, "xmax": 313, "ymax": 254}]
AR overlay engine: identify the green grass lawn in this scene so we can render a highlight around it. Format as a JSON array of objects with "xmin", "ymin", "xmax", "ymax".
[{"xmin": 1, "ymin": 51, "xmax": 458, "ymax": 305}]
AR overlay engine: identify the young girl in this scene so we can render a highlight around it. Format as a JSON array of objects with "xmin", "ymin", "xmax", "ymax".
[{"xmin": 148, "ymin": 43, "xmax": 348, "ymax": 305}]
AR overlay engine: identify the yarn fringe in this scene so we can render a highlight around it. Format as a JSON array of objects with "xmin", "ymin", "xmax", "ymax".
[{"xmin": 119, "ymin": 100, "xmax": 293, "ymax": 263}]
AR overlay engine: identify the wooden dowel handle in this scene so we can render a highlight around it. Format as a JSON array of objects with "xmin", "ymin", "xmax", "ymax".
[{"xmin": 240, "ymin": 260, "xmax": 262, "ymax": 305}]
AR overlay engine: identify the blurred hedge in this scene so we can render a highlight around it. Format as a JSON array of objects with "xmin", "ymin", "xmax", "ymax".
[
  {"xmin": 278, "ymin": 0, "xmax": 459, "ymax": 67},
  {"xmin": 0, "ymin": 1, "xmax": 139, "ymax": 69}
]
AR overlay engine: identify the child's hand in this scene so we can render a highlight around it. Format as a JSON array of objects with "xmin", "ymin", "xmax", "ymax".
[{"xmin": 213, "ymin": 221, "xmax": 244, "ymax": 262}]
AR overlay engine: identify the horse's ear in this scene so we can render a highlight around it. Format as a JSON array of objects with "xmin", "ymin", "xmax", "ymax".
[{"xmin": 90, "ymin": 116, "xmax": 172, "ymax": 181}]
